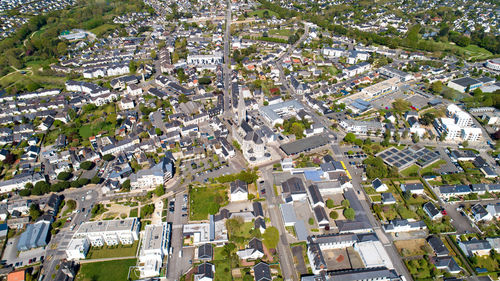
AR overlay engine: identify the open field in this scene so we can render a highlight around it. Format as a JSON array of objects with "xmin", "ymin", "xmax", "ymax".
[
  {"xmin": 394, "ymin": 239, "xmax": 430, "ymax": 257},
  {"xmin": 86, "ymin": 241, "xmax": 138, "ymax": 259},
  {"xmin": 189, "ymin": 185, "xmax": 228, "ymax": 220},
  {"xmin": 75, "ymin": 258, "xmax": 137, "ymax": 281}
]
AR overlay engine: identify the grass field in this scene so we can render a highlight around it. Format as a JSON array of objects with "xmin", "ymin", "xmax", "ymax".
[
  {"xmin": 189, "ymin": 185, "xmax": 228, "ymax": 221},
  {"xmin": 394, "ymin": 239, "xmax": 430, "ymax": 257},
  {"xmin": 79, "ymin": 122, "xmax": 115, "ymax": 139},
  {"xmin": 420, "ymin": 160, "xmax": 446, "ymax": 175},
  {"xmin": 269, "ymin": 29, "xmax": 294, "ymax": 36},
  {"xmin": 433, "ymin": 42, "xmax": 493, "ymax": 61},
  {"xmin": 86, "ymin": 241, "xmax": 138, "ymax": 259},
  {"xmin": 248, "ymin": 9, "xmax": 279, "ymax": 18},
  {"xmin": 213, "ymin": 247, "xmax": 232, "ymax": 281},
  {"xmin": 90, "ymin": 24, "xmax": 118, "ymax": 37},
  {"xmin": 76, "ymin": 258, "xmax": 136, "ymax": 281},
  {"xmin": 401, "ymin": 165, "xmax": 420, "ymax": 177},
  {"xmin": 129, "ymin": 208, "xmax": 138, "ymax": 217}
]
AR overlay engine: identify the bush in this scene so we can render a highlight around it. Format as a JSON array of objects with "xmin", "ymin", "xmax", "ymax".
[
  {"xmin": 308, "ymin": 217, "xmax": 314, "ymax": 225},
  {"xmin": 343, "ymin": 208, "xmax": 356, "ymax": 220},
  {"xmin": 122, "ymin": 179, "xmax": 131, "ymax": 191},
  {"xmin": 325, "ymin": 199, "xmax": 334, "ymax": 208},
  {"xmin": 329, "ymin": 211, "xmax": 338, "ymax": 219},
  {"xmin": 341, "ymin": 199, "xmax": 350, "ymax": 208}
]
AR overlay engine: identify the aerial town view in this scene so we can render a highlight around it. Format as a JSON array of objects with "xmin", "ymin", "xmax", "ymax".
[{"xmin": 0, "ymin": 0, "xmax": 497, "ymax": 280}]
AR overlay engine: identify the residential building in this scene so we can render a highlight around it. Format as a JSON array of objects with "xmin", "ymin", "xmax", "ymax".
[
  {"xmin": 139, "ymin": 223, "xmax": 171, "ymax": 278},
  {"xmin": 73, "ymin": 218, "xmax": 140, "ymax": 246},
  {"xmin": 230, "ymin": 180, "xmax": 248, "ymax": 202},
  {"xmin": 65, "ymin": 238, "xmax": 90, "ymax": 261}
]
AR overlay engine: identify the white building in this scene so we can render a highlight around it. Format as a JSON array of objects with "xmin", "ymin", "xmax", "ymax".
[
  {"xmin": 130, "ymin": 157, "xmax": 174, "ymax": 190},
  {"xmin": 73, "ymin": 218, "xmax": 140, "ymax": 247},
  {"xmin": 461, "ymin": 127, "xmax": 482, "ymax": 142},
  {"xmin": 139, "ymin": 223, "xmax": 171, "ymax": 278},
  {"xmin": 229, "ymin": 180, "xmax": 248, "ymax": 202},
  {"xmin": 65, "ymin": 238, "xmax": 90, "ymax": 261},
  {"xmin": 187, "ymin": 53, "xmax": 223, "ymax": 65}
]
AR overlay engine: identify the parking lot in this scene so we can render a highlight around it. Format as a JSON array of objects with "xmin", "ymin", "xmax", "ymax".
[{"xmin": 2, "ymin": 236, "xmax": 46, "ymax": 268}]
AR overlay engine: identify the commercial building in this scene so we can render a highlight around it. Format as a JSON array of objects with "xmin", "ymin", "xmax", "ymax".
[
  {"xmin": 65, "ymin": 238, "xmax": 90, "ymax": 261},
  {"xmin": 485, "ymin": 58, "xmax": 500, "ymax": 71},
  {"xmin": 447, "ymin": 77, "xmax": 483, "ymax": 93},
  {"xmin": 17, "ymin": 220, "xmax": 51, "ymax": 251},
  {"xmin": 359, "ymin": 77, "xmax": 400, "ymax": 99},
  {"xmin": 259, "ymin": 100, "xmax": 305, "ymax": 126},
  {"xmin": 73, "ymin": 218, "xmax": 140, "ymax": 246},
  {"xmin": 138, "ymin": 223, "xmax": 171, "ymax": 278},
  {"xmin": 183, "ymin": 215, "xmax": 228, "ymax": 246}
]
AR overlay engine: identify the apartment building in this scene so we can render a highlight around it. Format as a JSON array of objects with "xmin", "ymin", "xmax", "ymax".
[
  {"xmin": 139, "ymin": 223, "xmax": 171, "ymax": 278},
  {"xmin": 73, "ymin": 218, "xmax": 140, "ymax": 246}
]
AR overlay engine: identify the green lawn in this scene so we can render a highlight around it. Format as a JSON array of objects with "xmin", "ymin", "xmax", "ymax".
[
  {"xmin": 76, "ymin": 258, "xmax": 136, "ymax": 281},
  {"xmin": 370, "ymin": 195, "xmax": 382, "ymax": 202},
  {"xmin": 90, "ymin": 24, "xmax": 118, "ymax": 37},
  {"xmin": 269, "ymin": 29, "xmax": 294, "ymax": 36},
  {"xmin": 189, "ymin": 185, "xmax": 228, "ymax": 221},
  {"xmin": 213, "ymin": 247, "xmax": 232, "ymax": 281},
  {"xmin": 86, "ymin": 241, "xmax": 138, "ymax": 259},
  {"xmin": 129, "ymin": 208, "xmax": 138, "ymax": 217},
  {"xmin": 248, "ymin": 9, "xmax": 279, "ymax": 18},
  {"xmin": 421, "ymin": 160, "xmax": 446, "ymax": 175},
  {"xmin": 401, "ymin": 165, "xmax": 420, "ymax": 177},
  {"xmin": 79, "ymin": 122, "xmax": 115, "ymax": 139}
]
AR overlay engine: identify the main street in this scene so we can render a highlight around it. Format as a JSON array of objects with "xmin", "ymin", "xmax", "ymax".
[{"xmin": 222, "ymin": 0, "xmax": 232, "ymax": 118}]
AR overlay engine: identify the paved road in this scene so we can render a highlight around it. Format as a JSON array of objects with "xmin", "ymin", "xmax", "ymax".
[
  {"xmin": 261, "ymin": 167, "xmax": 297, "ymax": 281},
  {"xmin": 166, "ymin": 192, "xmax": 193, "ymax": 280},
  {"xmin": 222, "ymin": 0, "xmax": 231, "ymax": 118},
  {"xmin": 41, "ymin": 188, "xmax": 99, "ymax": 280}
]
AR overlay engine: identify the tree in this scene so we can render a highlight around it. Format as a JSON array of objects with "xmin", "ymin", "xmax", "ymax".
[
  {"xmin": 91, "ymin": 176, "xmax": 101, "ymax": 184},
  {"xmin": 308, "ymin": 217, "xmax": 314, "ymax": 225},
  {"xmin": 33, "ymin": 181, "xmax": 50, "ymax": 195},
  {"xmin": 430, "ymin": 81, "xmax": 443, "ymax": 94},
  {"xmin": 420, "ymin": 112, "xmax": 435, "ymax": 126},
  {"xmin": 122, "ymin": 179, "xmax": 131, "ymax": 191},
  {"xmin": 290, "ymin": 123, "xmax": 304, "ymax": 139},
  {"xmin": 57, "ymin": 171, "xmax": 72, "ymax": 181},
  {"xmin": 462, "ymin": 140, "xmax": 469, "ymax": 147},
  {"xmin": 263, "ymin": 227, "xmax": 279, "ymax": 249},
  {"xmin": 80, "ymin": 161, "xmax": 94, "ymax": 170},
  {"xmin": 341, "ymin": 199, "xmax": 350, "ymax": 208},
  {"xmin": 392, "ymin": 99, "xmax": 411, "ymax": 112},
  {"xmin": 402, "ymin": 130, "xmax": 409, "ymax": 139},
  {"xmin": 129, "ymin": 61, "xmax": 137, "ymax": 73},
  {"xmin": 343, "ymin": 208, "xmax": 356, "ymax": 220},
  {"xmin": 329, "ymin": 211, "xmax": 338, "ymax": 219},
  {"xmin": 102, "ymin": 154, "xmax": 114, "ymax": 161},
  {"xmin": 155, "ymin": 128, "xmax": 163, "ymax": 136},
  {"xmin": 344, "ymin": 133, "xmax": 356, "ymax": 143},
  {"xmin": 19, "ymin": 189, "xmax": 31, "ymax": 196},
  {"xmin": 363, "ymin": 157, "xmax": 389, "ymax": 179},
  {"xmin": 29, "ymin": 203, "xmax": 42, "ymax": 220},
  {"xmin": 154, "ymin": 185, "xmax": 165, "ymax": 197},
  {"xmin": 78, "ymin": 178, "xmax": 90, "ymax": 186},
  {"xmin": 325, "ymin": 199, "xmax": 334, "ymax": 208},
  {"xmin": 412, "ymin": 133, "xmax": 420, "ymax": 143}
]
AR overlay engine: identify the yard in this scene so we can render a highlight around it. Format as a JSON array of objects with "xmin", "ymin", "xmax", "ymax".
[
  {"xmin": 420, "ymin": 160, "xmax": 447, "ymax": 175},
  {"xmin": 248, "ymin": 9, "xmax": 279, "ymax": 18},
  {"xmin": 394, "ymin": 239, "xmax": 430, "ymax": 257},
  {"xmin": 401, "ymin": 165, "xmax": 420, "ymax": 177},
  {"xmin": 189, "ymin": 185, "xmax": 228, "ymax": 221},
  {"xmin": 85, "ymin": 241, "xmax": 138, "ymax": 259},
  {"xmin": 213, "ymin": 247, "xmax": 233, "ymax": 281},
  {"xmin": 75, "ymin": 258, "xmax": 137, "ymax": 281}
]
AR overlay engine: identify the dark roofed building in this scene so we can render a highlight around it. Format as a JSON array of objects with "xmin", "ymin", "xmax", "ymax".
[
  {"xmin": 195, "ymin": 262, "xmax": 215, "ymax": 281},
  {"xmin": 427, "ymin": 235, "xmax": 449, "ymax": 257},
  {"xmin": 308, "ymin": 185, "xmax": 324, "ymax": 208},
  {"xmin": 198, "ymin": 244, "xmax": 213, "ymax": 261},
  {"xmin": 253, "ymin": 262, "xmax": 271, "ymax": 281},
  {"xmin": 281, "ymin": 177, "xmax": 307, "ymax": 201},
  {"xmin": 252, "ymin": 202, "xmax": 264, "ymax": 218}
]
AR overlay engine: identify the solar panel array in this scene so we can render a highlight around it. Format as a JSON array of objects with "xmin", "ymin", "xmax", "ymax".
[{"xmin": 378, "ymin": 146, "xmax": 440, "ymax": 170}]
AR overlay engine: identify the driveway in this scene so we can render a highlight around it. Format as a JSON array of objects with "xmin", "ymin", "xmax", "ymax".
[{"xmin": 291, "ymin": 246, "xmax": 307, "ymax": 275}]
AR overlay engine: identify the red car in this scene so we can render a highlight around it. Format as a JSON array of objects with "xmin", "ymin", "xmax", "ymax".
[{"xmin": 441, "ymin": 210, "xmax": 447, "ymax": 215}]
